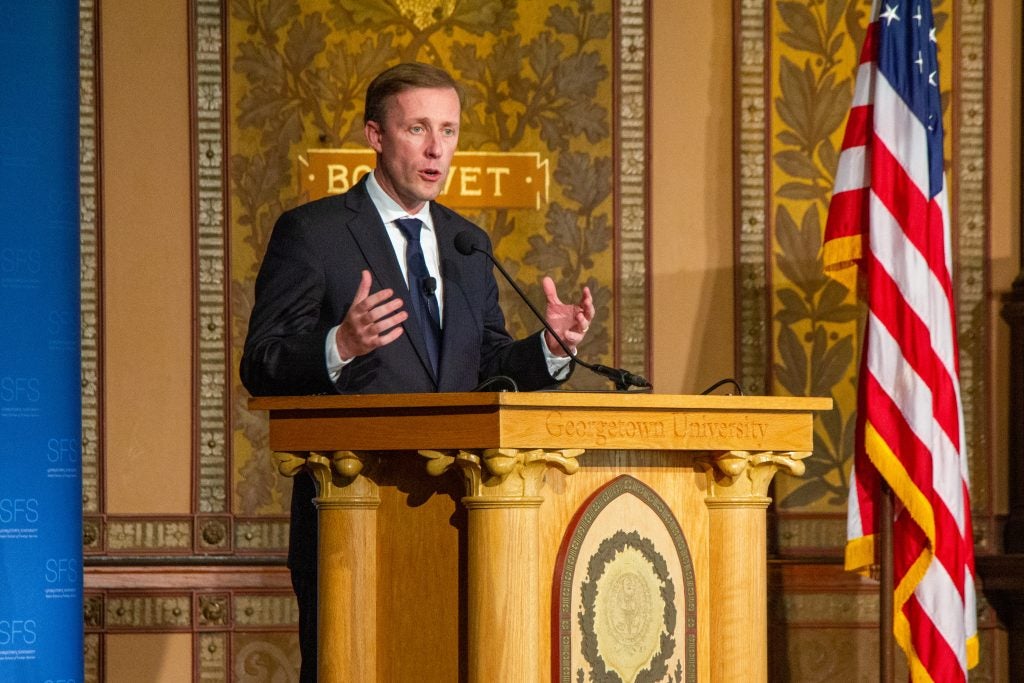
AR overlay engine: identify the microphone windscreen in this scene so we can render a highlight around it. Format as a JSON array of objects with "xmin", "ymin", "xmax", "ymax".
[{"xmin": 453, "ymin": 230, "xmax": 478, "ymax": 256}]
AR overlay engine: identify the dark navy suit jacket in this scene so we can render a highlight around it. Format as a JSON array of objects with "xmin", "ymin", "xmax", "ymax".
[{"xmin": 240, "ymin": 176, "xmax": 565, "ymax": 571}]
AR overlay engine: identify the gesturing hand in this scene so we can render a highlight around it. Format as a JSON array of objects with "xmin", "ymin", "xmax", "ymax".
[
  {"xmin": 541, "ymin": 276, "xmax": 595, "ymax": 357},
  {"xmin": 335, "ymin": 270, "xmax": 408, "ymax": 360}
]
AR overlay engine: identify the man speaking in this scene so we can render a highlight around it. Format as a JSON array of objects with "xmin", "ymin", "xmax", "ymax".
[{"xmin": 240, "ymin": 61, "xmax": 594, "ymax": 682}]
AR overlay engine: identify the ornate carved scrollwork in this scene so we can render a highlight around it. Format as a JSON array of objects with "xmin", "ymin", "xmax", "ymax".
[
  {"xmin": 421, "ymin": 447, "xmax": 584, "ymax": 498},
  {"xmin": 696, "ymin": 450, "xmax": 812, "ymax": 500},
  {"xmin": 83, "ymin": 595, "xmax": 103, "ymax": 628},
  {"xmin": 82, "ymin": 518, "xmax": 100, "ymax": 548},
  {"xmin": 199, "ymin": 518, "xmax": 228, "ymax": 548},
  {"xmin": 199, "ymin": 595, "xmax": 228, "ymax": 626},
  {"xmin": 273, "ymin": 450, "xmax": 380, "ymax": 504},
  {"xmin": 273, "ymin": 451, "xmax": 307, "ymax": 478}
]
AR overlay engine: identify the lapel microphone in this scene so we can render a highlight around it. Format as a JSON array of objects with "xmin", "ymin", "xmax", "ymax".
[
  {"xmin": 422, "ymin": 276, "xmax": 437, "ymax": 296},
  {"xmin": 453, "ymin": 230, "xmax": 652, "ymax": 391}
]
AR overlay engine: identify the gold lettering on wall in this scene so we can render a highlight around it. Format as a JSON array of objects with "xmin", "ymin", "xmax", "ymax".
[{"xmin": 298, "ymin": 149, "xmax": 549, "ymax": 209}]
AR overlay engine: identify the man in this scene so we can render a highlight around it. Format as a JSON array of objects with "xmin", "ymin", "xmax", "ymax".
[{"xmin": 240, "ymin": 62, "xmax": 594, "ymax": 681}]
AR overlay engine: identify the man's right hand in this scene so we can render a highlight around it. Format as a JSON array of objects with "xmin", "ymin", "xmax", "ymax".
[{"xmin": 335, "ymin": 270, "xmax": 408, "ymax": 360}]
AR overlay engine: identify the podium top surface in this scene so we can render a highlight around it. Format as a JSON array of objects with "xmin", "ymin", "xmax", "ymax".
[
  {"xmin": 249, "ymin": 391, "xmax": 831, "ymax": 412},
  {"xmin": 249, "ymin": 392, "xmax": 832, "ymax": 453}
]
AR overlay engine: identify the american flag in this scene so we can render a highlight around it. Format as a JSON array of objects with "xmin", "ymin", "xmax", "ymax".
[{"xmin": 823, "ymin": 0, "xmax": 978, "ymax": 679}]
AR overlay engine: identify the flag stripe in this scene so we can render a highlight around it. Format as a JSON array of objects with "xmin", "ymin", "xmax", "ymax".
[
  {"xmin": 918, "ymin": 556, "xmax": 969, "ymax": 660},
  {"xmin": 865, "ymin": 315, "xmax": 966, "ymax": 533},
  {"xmin": 905, "ymin": 594, "xmax": 966, "ymax": 683},
  {"xmin": 868, "ymin": 200, "xmax": 959, "ymax": 391},
  {"xmin": 840, "ymin": 106, "xmax": 873, "ymax": 151},
  {"xmin": 870, "ymin": 69, "xmax": 932, "ymax": 198},
  {"xmin": 868, "ymin": 135, "xmax": 955, "ymax": 298},
  {"xmin": 865, "ymin": 253, "xmax": 960, "ymax": 452}
]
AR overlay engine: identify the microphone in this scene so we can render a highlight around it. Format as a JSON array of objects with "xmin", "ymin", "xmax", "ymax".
[
  {"xmin": 454, "ymin": 230, "xmax": 652, "ymax": 391},
  {"xmin": 422, "ymin": 276, "xmax": 437, "ymax": 296}
]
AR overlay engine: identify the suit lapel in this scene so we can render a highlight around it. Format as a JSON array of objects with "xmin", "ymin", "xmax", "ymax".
[
  {"xmin": 434, "ymin": 207, "xmax": 471, "ymax": 385},
  {"xmin": 343, "ymin": 182, "xmax": 438, "ymax": 384}
]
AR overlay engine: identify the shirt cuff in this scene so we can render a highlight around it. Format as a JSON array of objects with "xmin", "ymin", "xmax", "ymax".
[
  {"xmin": 325, "ymin": 325, "xmax": 353, "ymax": 382},
  {"xmin": 541, "ymin": 333, "xmax": 573, "ymax": 380}
]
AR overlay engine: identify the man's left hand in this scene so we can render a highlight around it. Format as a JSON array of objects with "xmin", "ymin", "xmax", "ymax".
[{"xmin": 542, "ymin": 276, "xmax": 595, "ymax": 357}]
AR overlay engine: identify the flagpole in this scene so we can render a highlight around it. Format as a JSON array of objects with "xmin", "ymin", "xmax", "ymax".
[{"xmin": 879, "ymin": 483, "xmax": 895, "ymax": 682}]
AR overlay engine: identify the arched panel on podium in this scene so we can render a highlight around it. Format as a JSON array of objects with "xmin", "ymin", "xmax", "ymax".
[
  {"xmin": 552, "ymin": 475, "xmax": 699, "ymax": 682},
  {"xmin": 249, "ymin": 391, "xmax": 831, "ymax": 682}
]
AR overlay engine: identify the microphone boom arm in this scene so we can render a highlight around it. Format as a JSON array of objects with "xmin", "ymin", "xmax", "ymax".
[{"xmin": 455, "ymin": 233, "xmax": 651, "ymax": 391}]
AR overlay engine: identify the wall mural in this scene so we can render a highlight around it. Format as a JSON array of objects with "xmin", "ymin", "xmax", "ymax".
[
  {"xmin": 737, "ymin": 0, "xmax": 991, "ymax": 553},
  {"xmin": 227, "ymin": 0, "xmax": 649, "ymax": 524}
]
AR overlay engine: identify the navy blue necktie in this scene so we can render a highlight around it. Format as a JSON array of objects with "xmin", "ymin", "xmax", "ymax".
[{"xmin": 395, "ymin": 218, "xmax": 441, "ymax": 374}]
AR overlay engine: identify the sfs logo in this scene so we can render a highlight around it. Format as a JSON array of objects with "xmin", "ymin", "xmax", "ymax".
[
  {"xmin": 1, "ymin": 377, "xmax": 40, "ymax": 402},
  {"xmin": 0, "ymin": 498, "xmax": 39, "ymax": 523},
  {"xmin": 47, "ymin": 438, "xmax": 80, "ymax": 464},
  {"xmin": 0, "ymin": 618, "xmax": 37, "ymax": 645},
  {"xmin": 45, "ymin": 558, "xmax": 79, "ymax": 584}
]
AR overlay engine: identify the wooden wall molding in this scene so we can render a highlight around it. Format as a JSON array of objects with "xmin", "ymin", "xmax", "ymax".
[{"xmin": 84, "ymin": 566, "xmax": 296, "ymax": 683}]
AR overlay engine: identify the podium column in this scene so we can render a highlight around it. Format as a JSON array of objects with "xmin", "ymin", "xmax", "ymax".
[
  {"xmin": 278, "ymin": 450, "xmax": 381, "ymax": 683},
  {"xmin": 424, "ymin": 447, "xmax": 581, "ymax": 683},
  {"xmin": 697, "ymin": 449, "xmax": 810, "ymax": 683}
]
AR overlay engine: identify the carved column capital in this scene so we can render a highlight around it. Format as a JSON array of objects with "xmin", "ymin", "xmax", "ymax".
[
  {"xmin": 696, "ymin": 450, "xmax": 811, "ymax": 502},
  {"xmin": 274, "ymin": 450, "xmax": 307, "ymax": 477},
  {"xmin": 273, "ymin": 450, "xmax": 379, "ymax": 506},
  {"xmin": 421, "ymin": 447, "xmax": 583, "ymax": 501}
]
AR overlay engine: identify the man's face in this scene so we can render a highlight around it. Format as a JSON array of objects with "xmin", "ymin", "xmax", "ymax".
[{"xmin": 365, "ymin": 86, "xmax": 460, "ymax": 214}]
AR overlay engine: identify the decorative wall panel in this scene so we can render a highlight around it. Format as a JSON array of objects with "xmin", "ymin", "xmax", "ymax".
[
  {"xmin": 79, "ymin": 0, "xmax": 101, "ymax": 518},
  {"xmin": 768, "ymin": 564, "xmax": 1002, "ymax": 681},
  {"xmin": 83, "ymin": 578, "xmax": 297, "ymax": 683},
  {"xmin": 227, "ymin": 0, "xmax": 650, "ymax": 531},
  {"xmin": 734, "ymin": 0, "xmax": 992, "ymax": 551}
]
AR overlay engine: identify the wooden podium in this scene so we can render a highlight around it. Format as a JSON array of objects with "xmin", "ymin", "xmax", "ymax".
[{"xmin": 249, "ymin": 392, "xmax": 830, "ymax": 682}]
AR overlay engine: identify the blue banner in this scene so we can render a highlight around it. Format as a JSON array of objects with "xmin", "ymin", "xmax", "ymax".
[{"xmin": 1, "ymin": 2, "xmax": 83, "ymax": 681}]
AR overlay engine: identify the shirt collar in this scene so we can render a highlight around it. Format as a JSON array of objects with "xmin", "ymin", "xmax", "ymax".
[{"xmin": 365, "ymin": 171, "xmax": 434, "ymax": 230}]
